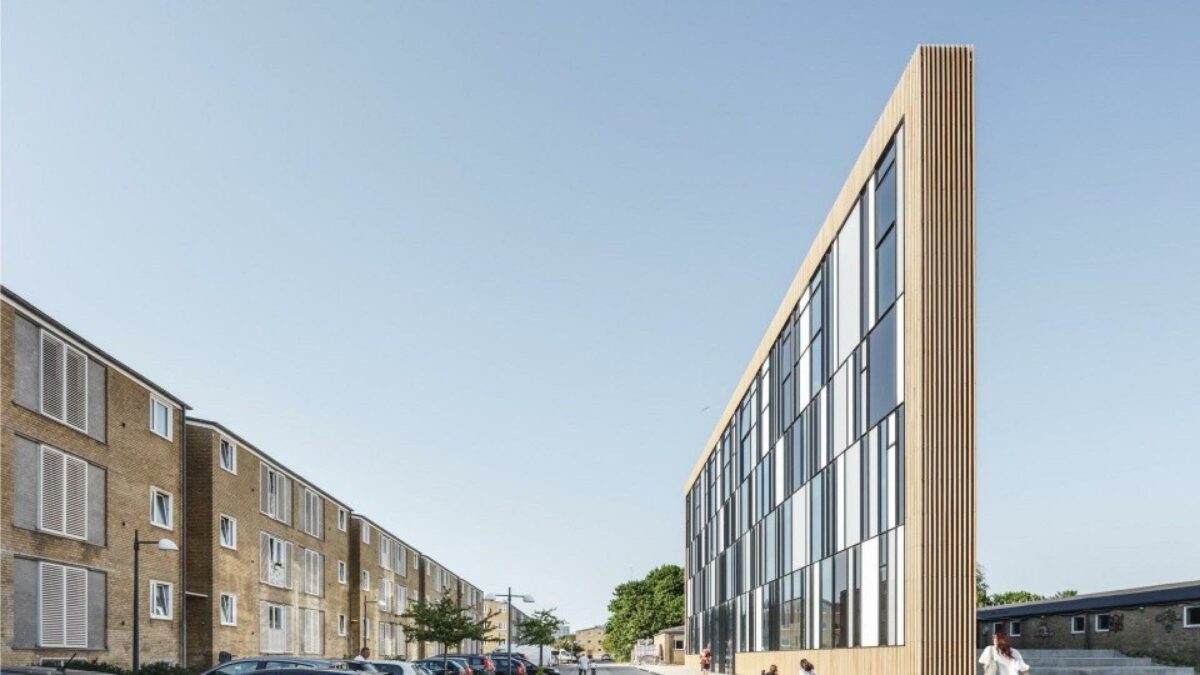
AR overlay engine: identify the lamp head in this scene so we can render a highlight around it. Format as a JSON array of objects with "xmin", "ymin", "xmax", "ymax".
[
  {"xmin": 521, "ymin": 595, "xmax": 535, "ymax": 603},
  {"xmin": 157, "ymin": 538, "xmax": 179, "ymax": 552}
]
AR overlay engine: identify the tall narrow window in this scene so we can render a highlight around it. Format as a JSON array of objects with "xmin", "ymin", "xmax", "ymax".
[
  {"xmin": 38, "ymin": 562, "xmax": 88, "ymax": 648},
  {"xmin": 219, "ymin": 593, "xmax": 237, "ymax": 626},
  {"xmin": 260, "ymin": 464, "xmax": 291, "ymax": 524},
  {"xmin": 219, "ymin": 438, "xmax": 237, "ymax": 473},
  {"xmin": 150, "ymin": 580, "xmax": 173, "ymax": 619},
  {"xmin": 39, "ymin": 445, "xmax": 88, "ymax": 540},
  {"xmin": 150, "ymin": 487, "xmax": 173, "ymax": 530},
  {"xmin": 150, "ymin": 395, "xmax": 172, "ymax": 439},
  {"xmin": 219, "ymin": 514, "xmax": 237, "ymax": 549},
  {"xmin": 337, "ymin": 560, "xmax": 347, "ymax": 584},
  {"xmin": 337, "ymin": 614, "xmax": 348, "ymax": 636},
  {"xmin": 302, "ymin": 489, "xmax": 323, "ymax": 538},
  {"xmin": 338, "ymin": 508, "xmax": 348, "ymax": 532}
]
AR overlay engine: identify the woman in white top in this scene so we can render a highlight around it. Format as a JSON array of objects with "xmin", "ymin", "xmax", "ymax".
[{"xmin": 978, "ymin": 631, "xmax": 1031, "ymax": 675}]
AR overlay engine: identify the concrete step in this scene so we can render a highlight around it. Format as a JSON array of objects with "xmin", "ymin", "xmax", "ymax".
[
  {"xmin": 991, "ymin": 649, "xmax": 1124, "ymax": 657},
  {"xmin": 1020, "ymin": 669, "xmax": 1193, "ymax": 675},
  {"xmin": 1023, "ymin": 657, "xmax": 1154, "ymax": 667}
]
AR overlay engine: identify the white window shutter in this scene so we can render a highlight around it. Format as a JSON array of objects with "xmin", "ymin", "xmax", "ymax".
[
  {"xmin": 41, "ymin": 333, "xmax": 65, "ymax": 420},
  {"xmin": 64, "ymin": 347, "xmax": 88, "ymax": 431},
  {"xmin": 39, "ymin": 563, "xmax": 66, "ymax": 646},
  {"xmin": 259, "ymin": 532, "xmax": 270, "ymax": 583},
  {"xmin": 64, "ymin": 566, "xmax": 88, "ymax": 647},
  {"xmin": 281, "ymin": 477, "xmax": 292, "ymax": 524},
  {"xmin": 285, "ymin": 541, "xmax": 294, "ymax": 588},
  {"xmin": 260, "ymin": 465, "xmax": 270, "ymax": 514},
  {"xmin": 40, "ymin": 447, "xmax": 65, "ymax": 534},
  {"xmin": 64, "ymin": 454, "xmax": 88, "ymax": 539}
]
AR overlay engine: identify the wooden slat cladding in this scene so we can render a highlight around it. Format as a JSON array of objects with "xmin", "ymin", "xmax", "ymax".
[
  {"xmin": 684, "ymin": 45, "xmax": 974, "ymax": 675},
  {"xmin": 915, "ymin": 45, "xmax": 975, "ymax": 675}
]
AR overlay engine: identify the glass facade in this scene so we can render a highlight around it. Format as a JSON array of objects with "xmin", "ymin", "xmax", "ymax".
[{"xmin": 685, "ymin": 131, "xmax": 905, "ymax": 669}]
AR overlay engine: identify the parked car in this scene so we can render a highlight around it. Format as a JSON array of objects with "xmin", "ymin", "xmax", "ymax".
[
  {"xmin": 488, "ymin": 656, "xmax": 525, "ymax": 675},
  {"xmin": 504, "ymin": 654, "xmax": 557, "ymax": 675},
  {"xmin": 416, "ymin": 658, "xmax": 471, "ymax": 675},
  {"xmin": 201, "ymin": 658, "xmax": 355, "ymax": 675},
  {"xmin": 596, "ymin": 657, "xmax": 612, "ymax": 664},
  {"xmin": 370, "ymin": 661, "xmax": 434, "ymax": 675},
  {"xmin": 437, "ymin": 654, "xmax": 494, "ymax": 675}
]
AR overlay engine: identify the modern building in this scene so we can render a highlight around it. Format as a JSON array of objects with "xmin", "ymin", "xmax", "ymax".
[
  {"xmin": 682, "ymin": 45, "xmax": 976, "ymax": 675},
  {"xmin": 349, "ymin": 516, "xmax": 422, "ymax": 659},
  {"xmin": 183, "ymin": 419, "xmax": 355, "ymax": 666},
  {"xmin": 482, "ymin": 599, "xmax": 530, "ymax": 653},
  {"xmin": 2, "ymin": 287, "xmax": 189, "ymax": 667},
  {"xmin": 575, "ymin": 625, "xmax": 606, "ymax": 657},
  {"xmin": 977, "ymin": 581, "xmax": 1200, "ymax": 669}
]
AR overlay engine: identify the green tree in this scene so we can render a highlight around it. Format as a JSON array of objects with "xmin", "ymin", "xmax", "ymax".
[
  {"xmin": 555, "ymin": 635, "xmax": 583, "ymax": 659},
  {"xmin": 402, "ymin": 597, "xmax": 495, "ymax": 674},
  {"xmin": 516, "ymin": 609, "xmax": 565, "ymax": 671},
  {"xmin": 988, "ymin": 590, "xmax": 1045, "ymax": 606},
  {"xmin": 1052, "ymin": 590, "xmax": 1079, "ymax": 599},
  {"xmin": 603, "ymin": 564, "xmax": 684, "ymax": 661},
  {"xmin": 976, "ymin": 563, "xmax": 989, "ymax": 607}
]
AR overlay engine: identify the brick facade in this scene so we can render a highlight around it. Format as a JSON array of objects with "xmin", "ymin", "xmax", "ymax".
[
  {"xmin": 183, "ymin": 421, "xmax": 355, "ymax": 668},
  {"xmin": 1, "ymin": 294, "xmax": 187, "ymax": 668},
  {"xmin": 348, "ymin": 516, "xmax": 423, "ymax": 659}
]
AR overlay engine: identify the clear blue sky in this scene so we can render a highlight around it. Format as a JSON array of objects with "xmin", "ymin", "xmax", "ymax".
[{"xmin": 4, "ymin": 1, "xmax": 1198, "ymax": 628}]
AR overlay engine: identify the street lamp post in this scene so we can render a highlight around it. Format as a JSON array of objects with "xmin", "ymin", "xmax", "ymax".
[
  {"xmin": 133, "ymin": 530, "xmax": 179, "ymax": 675},
  {"xmin": 484, "ymin": 588, "xmax": 534, "ymax": 659}
]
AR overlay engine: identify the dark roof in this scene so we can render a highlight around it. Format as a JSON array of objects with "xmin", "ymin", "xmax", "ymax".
[
  {"xmin": 657, "ymin": 625, "xmax": 685, "ymax": 634},
  {"xmin": 978, "ymin": 579, "xmax": 1200, "ymax": 621},
  {"xmin": 3, "ymin": 286, "xmax": 190, "ymax": 409}
]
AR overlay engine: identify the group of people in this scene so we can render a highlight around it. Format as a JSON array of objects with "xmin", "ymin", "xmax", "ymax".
[
  {"xmin": 696, "ymin": 630, "xmax": 1029, "ymax": 675},
  {"xmin": 575, "ymin": 653, "xmax": 598, "ymax": 675}
]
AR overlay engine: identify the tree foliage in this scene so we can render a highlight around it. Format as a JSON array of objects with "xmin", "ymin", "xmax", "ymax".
[
  {"xmin": 976, "ymin": 563, "xmax": 989, "ymax": 607},
  {"xmin": 402, "ymin": 597, "xmax": 495, "ymax": 673},
  {"xmin": 976, "ymin": 563, "xmax": 1077, "ymax": 606},
  {"xmin": 555, "ymin": 636, "xmax": 583, "ymax": 658},
  {"xmin": 987, "ymin": 590, "xmax": 1045, "ymax": 606},
  {"xmin": 516, "ymin": 609, "xmax": 565, "ymax": 669},
  {"xmin": 602, "ymin": 564, "xmax": 684, "ymax": 661}
]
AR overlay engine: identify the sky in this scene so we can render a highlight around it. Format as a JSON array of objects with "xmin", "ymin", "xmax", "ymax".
[{"xmin": 3, "ymin": 1, "xmax": 1199, "ymax": 629}]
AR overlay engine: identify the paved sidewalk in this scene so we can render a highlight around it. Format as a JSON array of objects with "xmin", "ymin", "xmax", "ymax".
[{"xmin": 633, "ymin": 664, "xmax": 702, "ymax": 675}]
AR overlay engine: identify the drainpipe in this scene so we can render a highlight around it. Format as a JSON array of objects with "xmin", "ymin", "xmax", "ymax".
[{"xmin": 180, "ymin": 414, "xmax": 188, "ymax": 667}]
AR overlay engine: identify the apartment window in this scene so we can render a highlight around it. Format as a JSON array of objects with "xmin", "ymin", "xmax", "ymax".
[
  {"xmin": 219, "ymin": 438, "xmax": 237, "ymax": 473},
  {"xmin": 363, "ymin": 618, "xmax": 371, "ymax": 640},
  {"xmin": 1095, "ymin": 614, "xmax": 1112, "ymax": 632},
  {"xmin": 380, "ymin": 578, "xmax": 392, "ymax": 609},
  {"xmin": 39, "ymin": 445, "xmax": 88, "ymax": 540},
  {"xmin": 150, "ymin": 487, "xmax": 173, "ymax": 530},
  {"xmin": 150, "ymin": 395, "xmax": 172, "ymax": 440},
  {"xmin": 337, "ymin": 560, "xmax": 347, "ymax": 584},
  {"xmin": 338, "ymin": 508, "xmax": 348, "ymax": 532},
  {"xmin": 362, "ymin": 522, "xmax": 371, "ymax": 544},
  {"xmin": 303, "ymin": 549, "xmax": 323, "ymax": 596},
  {"xmin": 337, "ymin": 614, "xmax": 348, "ymax": 636},
  {"xmin": 362, "ymin": 570, "xmax": 370, "ymax": 588},
  {"xmin": 381, "ymin": 537, "xmax": 393, "ymax": 570},
  {"xmin": 1009, "ymin": 621, "xmax": 1022, "ymax": 637},
  {"xmin": 301, "ymin": 608, "xmax": 323, "ymax": 655},
  {"xmin": 302, "ymin": 488, "xmax": 323, "ymax": 538},
  {"xmin": 219, "ymin": 593, "xmax": 237, "ymax": 626},
  {"xmin": 674, "ymin": 638, "xmax": 684, "ymax": 650},
  {"xmin": 149, "ymin": 580, "xmax": 173, "ymax": 619},
  {"xmin": 260, "ymin": 464, "xmax": 291, "ymax": 524},
  {"xmin": 395, "ymin": 587, "xmax": 407, "ymax": 615},
  {"xmin": 40, "ymin": 331, "xmax": 88, "ymax": 432},
  {"xmin": 262, "ymin": 533, "xmax": 292, "ymax": 588},
  {"xmin": 219, "ymin": 514, "xmax": 237, "ymax": 549},
  {"xmin": 991, "ymin": 622, "xmax": 1003, "ymax": 636},
  {"xmin": 38, "ymin": 562, "xmax": 88, "ymax": 648},
  {"xmin": 1071, "ymin": 615, "xmax": 1086, "ymax": 633},
  {"xmin": 263, "ymin": 602, "xmax": 290, "ymax": 653},
  {"xmin": 1184, "ymin": 606, "xmax": 1200, "ymax": 628}
]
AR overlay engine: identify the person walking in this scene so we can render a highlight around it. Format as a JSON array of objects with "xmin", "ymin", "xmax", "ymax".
[
  {"xmin": 978, "ymin": 631, "xmax": 1030, "ymax": 675},
  {"xmin": 577, "ymin": 653, "xmax": 589, "ymax": 675},
  {"xmin": 354, "ymin": 646, "xmax": 371, "ymax": 662},
  {"xmin": 798, "ymin": 659, "xmax": 815, "ymax": 675},
  {"xmin": 700, "ymin": 645, "xmax": 712, "ymax": 675}
]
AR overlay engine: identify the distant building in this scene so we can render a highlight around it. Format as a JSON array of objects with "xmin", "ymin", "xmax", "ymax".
[
  {"xmin": 554, "ymin": 623, "xmax": 571, "ymax": 640},
  {"xmin": 483, "ymin": 599, "xmax": 530, "ymax": 652},
  {"xmin": 575, "ymin": 625, "xmax": 606, "ymax": 657},
  {"xmin": 977, "ymin": 580, "xmax": 1200, "ymax": 668},
  {"xmin": 652, "ymin": 626, "xmax": 684, "ymax": 665}
]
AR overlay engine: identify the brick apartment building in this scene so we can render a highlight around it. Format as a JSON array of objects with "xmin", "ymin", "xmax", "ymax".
[
  {"xmin": 574, "ymin": 625, "xmax": 606, "ymax": 658},
  {"xmin": 482, "ymin": 599, "xmax": 529, "ymax": 653},
  {"xmin": 1, "ymin": 288, "xmax": 189, "ymax": 667},
  {"xmin": 0, "ymin": 287, "xmax": 493, "ymax": 669},
  {"xmin": 348, "ymin": 516, "xmax": 423, "ymax": 659},
  {"xmin": 183, "ymin": 419, "xmax": 355, "ymax": 667}
]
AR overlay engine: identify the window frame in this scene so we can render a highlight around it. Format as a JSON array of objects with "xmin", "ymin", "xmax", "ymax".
[
  {"xmin": 1184, "ymin": 606, "xmax": 1200, "ymax": 628},
  {"xmin": 337, "ymin": 560, "xmax": 348, "ymax": 585},
  {"xmin": 1094, "ymin": 613, "xmax": 1112, "ymax": 633},
  {"xmin": 149, "ymin": 486, "xmax": 173, "ymax": 530},
  {"xmin": 149, "ymin": 579, "xmax": 173, "ymax": 620},
  {"xmin": 219, "ymin": 437, "xmax": 237, "ymax": 474},
  {"xmin": 1070, "ymin": 615, "xmax": 1086, "ymax": 634},
  {"xmin": 38, "ymin": 561, "xmax": 89, "ymax": 648},
  {"xmin": 337, "ymin": 614, "xmax": 348, "ymax": 636},
  {"xmin": 38, "ymin": 445, "xmax": 89, "ymax": 541},
  {"xmin": 39, "ymin": 330, "xmax": 89, "ymax": 433},
  {"xmin": 338, "ymin": 508, "xmax": 348, "ymax": 532},
  {"xmin": 362, "ymin": 570, "xmax": 370, "ymax": 588},
  {"xmin": 302, "ymin": 488, "xmax": 323, "ymax": 539},
  {"xmin": 219, "ymin": 592, "xmax": 237, "ymax": 626},
  {"xmin": 218, "ymin": 514, "xmax": 237, "ymax": 550},
  {"xmin": 1009, "ymin": 620, "xmax": 1021, "ymax": 637},
  {"xmin": 149, "ymin": 394, "xmax": 173, "ymax": 440},
  {"xmin": 362, "ymin": 522, "xmax": 371, "ymax": 544}
]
